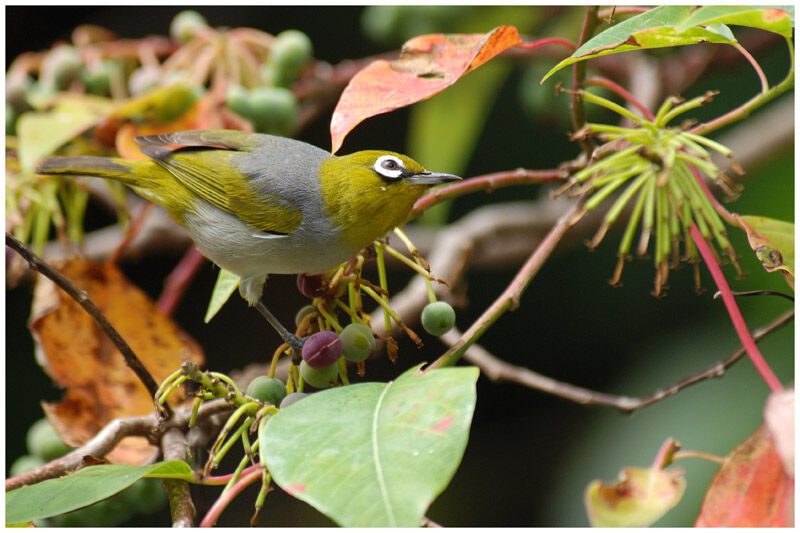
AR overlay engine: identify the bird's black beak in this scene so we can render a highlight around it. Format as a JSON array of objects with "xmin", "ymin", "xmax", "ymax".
[{"xmin": 404, "ymin": 171, "xmax": 461, "ymax": 185}]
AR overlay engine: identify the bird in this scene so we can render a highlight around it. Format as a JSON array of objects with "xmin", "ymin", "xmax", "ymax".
[{"xmin": 36, "ymin": 129, "xmax": 460, "ymax": 349}]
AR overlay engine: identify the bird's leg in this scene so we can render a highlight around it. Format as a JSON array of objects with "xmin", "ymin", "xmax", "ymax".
[{"xmin": 255, "ymin": 301, "xmax": 305, "ymax": 357}]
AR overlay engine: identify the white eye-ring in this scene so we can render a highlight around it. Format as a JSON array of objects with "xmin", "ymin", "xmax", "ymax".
[{"xmin": 373, "ymin": 155, "xmax": 405, "ymax": 179}]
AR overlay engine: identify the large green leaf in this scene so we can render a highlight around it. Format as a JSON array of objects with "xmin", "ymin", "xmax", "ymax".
[
  {"xmin": 261, "ymin": 365, "xmax": 479, "ymax": 527},
  {"xmin": 5, "ymin": 461, "xmax": 193, "ymax": 524},
  {"xmin": 542, "ymin": 5, "xmax": 791, "ymax": 82}
]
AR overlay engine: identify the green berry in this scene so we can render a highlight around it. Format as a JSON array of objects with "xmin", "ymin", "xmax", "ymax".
[
  {"xmin": 26, "ymin": 418, "xmax": 71, "ymax": 461},
  {"xmin": 340, "ymin": 323, "xmax": 375, "ymax": 362},
  {"xmin": 270, "ymin": 30, "xmax": 313, "ymax": 87},
  {"xmin": 170, "ymin": 10, "xmax": 208, "ymax": 43},
  {"xmin": 246, "ymin": 376, "xmax": 287, "ymax": 405},
  {"xmin": 9, "ymin": 454, "xmax": 45, "ymax": 477},
  {"xmin": 421, "ymin": 301, "xmax": 456, "ymax": 336},
  {"xmin": 128, "ymin": 66, "xmax": 161, "ymax": 96},
  {"xmin": 294, "ymin": 304, "xmax": 317, "ymax": 329},
  {"xmin": 40, "ymin": 45, "xmax": 82, "ymax": 89},
  {"xmin": 280, "ymin": 392, "xmax": 309, "ymax": 409},
  {"xmin": 299, "ymin": 360, "xmax": 338, "ymax": 389},
  {"xmin": 225, "ymin": 84, "xmax": 251, "ymax": 118},
  {"xmin": 248, "ymin": 86, "xmax": 298, "ymax": 136},
  {"xmin": 81, "ymin": 59, "xmax": 116, "ymax": 95}
]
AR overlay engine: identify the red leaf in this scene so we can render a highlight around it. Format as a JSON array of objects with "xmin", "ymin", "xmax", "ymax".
[
  {"xmin": 695, "ymin": 426, "xmax": 794, "ymax": 526},
  {"xmin": 329, "ymin": 26, "xmax": 521, "ymax": 154}
]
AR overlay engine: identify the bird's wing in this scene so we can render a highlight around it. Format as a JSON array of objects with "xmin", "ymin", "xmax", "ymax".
[{"xmin": 137, "ymin": 133, "xmax": 302, "ymax": 236}]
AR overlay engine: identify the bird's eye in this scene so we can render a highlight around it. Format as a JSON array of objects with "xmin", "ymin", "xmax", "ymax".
[{"xmin": 373, "ymin": 155, "xmax": 404, "ymax": 179}]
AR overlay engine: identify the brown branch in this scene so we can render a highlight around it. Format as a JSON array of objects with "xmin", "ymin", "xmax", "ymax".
[
  {"xmin": 5, "ymin": 232, "xmax": 161, "ymax": 399},
  {"xmin": 446, "ymin": 308, "xmax": 793, "ymax": 412},
  {"xmin": 5, "ymin": 400, "xmax": 232, "ymax": 492},
  {"xmin": 161, "ymin": 427, "xmax": 196, "ymax": 527},
  {"xmin": 571, "ymin": 6, "xmax": 599, "ymax": 156}
]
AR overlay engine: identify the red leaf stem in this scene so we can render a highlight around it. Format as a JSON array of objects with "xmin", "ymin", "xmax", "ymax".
[
  {"xmin": 517, "ymin": 37, "xmax": 576, "ymax": 52},
  {"xmin": 585, "ymin": 75, "xmax": 656, "ymax": 121},
  {"xmin": 689, "ymin": 223, "xmax": 783, "ymax": 392},
  {"xmin": 200, "ymin": 467, "xmax": 264, "ymax": 527},
  {"xmin": 109, "ymin": 201, "xmax": 155, "ymax": 265},
  {"xmin": 157, "ymin": 245, "xmax": 207, "ymax": 315},
  {"xmin": 202, "ymin": 464, "xmax": 261, "ymax": 485}
]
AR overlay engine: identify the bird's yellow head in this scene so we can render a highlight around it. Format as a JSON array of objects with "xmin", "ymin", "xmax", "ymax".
[{"xmin": 319, "ymin": 150, "xmax": 459, "ymax": 249}]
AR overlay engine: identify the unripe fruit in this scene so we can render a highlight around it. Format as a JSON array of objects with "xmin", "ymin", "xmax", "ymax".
[
  {"xmin": 421, "ymin": 301, "xmax": 456, "ymax": 336},
  {"xmin": 296, "ymin": 273, "xmax": 326, "ymax": 298},
  {"xmin": 294, "ymin": 304, "xmax": 317, "ymax": 329},
  {"xmin": 9, "ymin": 454, "xmax": 45, "ymax": 477},
  {"xmin": 40, "ymin": 45, "xmax": 82, "ymax": 89},
  {"xmin": 299, "ymin": 360, "xmax": 338, "ymax": 389},
  {"xmin": 225, "ymin": 84, "xmax": 251, "ymax": 118},
  {"xmin": 301, "ymin": 330, "xmax": 342, "ymax": 369},
  {"xmin": 128, "ymin": 66, "xmax": 161, "ymax": 96},
  {"xmin": 170, "ymin": 10, "xmax": 208, "ymax": 43},
  {"xmin": 269, "ymin": 30, "xmax": 313, "ymax": 87},
  {"xmin": 280, "ymin": 391, "xmax": 309, "ymax": 409},
  {"xmin": 81, "ymin": 60, "xmax": 115, "ymax": 95},
  {"xmin": 340, "ymin": 323, "xmax": 375, "ymax": 362},
  {"xmin": 26, "ymin": 418, "xmax": 71, "ymax": 461},
  {"xmin": 248, "ymin": 86, "xmax": 298, "ymax": 136},
  {"xmin": 246, "ymin": 376, "xmax": 287, "ymax": 406}
]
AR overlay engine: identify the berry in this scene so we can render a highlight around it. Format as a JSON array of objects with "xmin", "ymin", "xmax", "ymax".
[
  {"xmin": 246, "ymin": 376, "xmax": 287, "ymax": 406},
  {"xmin": 296, "ymin": 273, "xmax": 327, "ymax": 298},
  {"xmin": 280, "ymin": 392, "xmax": 309, "ymax": 409},
  {"xmin": 9, "ymin": 454, "xmax": 45, "ymax": 477},
  {"xmin": 340, "ymin": 323, "xmax": 375, "ymax": 362},
  {"xmin": 247, "ymin": 86, "xmax": 298, "ymax": 136},
  {"xmin": 26, "ymin": 418, "xmax": 71, "ymax": 461},
  {"xmin": 170, "ymin": 10, "xmax": 208, "ymax": 43},
  {"xmin": 81, "ymin": 59, "xmax": 115, "ymax": 95},
  {"xmin": 225, "ymin": 84, "xmax": 251, "ymax": 118},
  {"xmin": 301, "ymin": 330, "xmax": 342, "ymax": 369},
  {"xmin": 421, "ymin": 301, "xmax": 456, "ymax": 336},
  {"xmin": 299, "ymin": 360, "xmax": 338, "ymax": 389},
  {"xmin": 294, "ymin": 304, "xmax": 317, "ymax": 329},
  {"xmin": 269, "ymin": 30, "xmax": 313, "ymax": 87}
]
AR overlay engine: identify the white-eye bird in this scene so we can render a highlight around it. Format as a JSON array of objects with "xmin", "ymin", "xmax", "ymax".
[{"xmin": 37, "ymin": 129, "xmax": 460, "ymax": 348}]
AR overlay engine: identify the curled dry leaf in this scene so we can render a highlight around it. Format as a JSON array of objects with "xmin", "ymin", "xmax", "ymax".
[
  {"xmin": 735, "ymin": 214, "xmax": 794, "ymax": 291},
  {"xmin": 695, "ymin": 425, "xmax": 793, "ymax": 526},
  {"xmin": 330, "ymin": 25, "xmax": 522, "ymax": 154},
  {"xmin": 30, "ymin": 258, "xmax": 204, "ymax": 465}
]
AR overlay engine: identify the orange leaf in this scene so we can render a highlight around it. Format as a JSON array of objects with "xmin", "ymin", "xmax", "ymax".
[
  {"xmin": 330, "ymin": 25, "xmax": 521, "ymax": 154},
  {"xmin": 695, "ymin": 426, "xmax": 794, "ymax": 526},
  {"xmin": 30, "ymin": 259, "xmax": 204, "ymax": 465}
]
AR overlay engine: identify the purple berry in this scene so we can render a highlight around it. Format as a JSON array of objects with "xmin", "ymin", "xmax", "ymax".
[
  {"xmin": 297, "ymin": 273, "xmax": 327, "ymax": 298},
  {"xmin": 301, "ymin": 330, "xmax": 342, "ymax": 369}
]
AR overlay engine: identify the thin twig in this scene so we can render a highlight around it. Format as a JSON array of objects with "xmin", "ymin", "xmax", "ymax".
[
  {"xmin": 517, "ymin": 37, "xmax": 576, "ymax": 52},
  {"xmin": 162, "ymin": 427, "xmax": 196, "ymax": 527},
  {"xmin": 413, "ymin": 168, "xmax": 565, "ymax": 215},
  {"xmin": 690, "ymin": 224, "xmax": 783, "ymax": 392},
  {"xmin": 5, "ymin": 232, "xmax": 161, "ymax": 399},
  {"xmin": 426, "ymin": 198, "xmax": 585, "ymax": 370},
  {"xmin": 199, "ymin": 467, "xmax": 263, "ymax": 527},
  {"xmin": 571, "ymin": 6, "xmax": 599, "ymax": 156},
  {"xmin": 447, "ymin": 308, "xmax": 792, "ymax": 412}
]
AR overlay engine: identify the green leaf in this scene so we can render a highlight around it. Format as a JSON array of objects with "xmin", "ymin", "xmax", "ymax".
[
  {"xmin": 204, "ymin": 268, "xmax": 241, "ymax": 323},
  {"xmin": 737, "ymin": 215, "xmax": 794, "ymax": 289},
  {"xmin": 18, "ymin": 106, "xmax": 102, "ymax": 174},
  {"xmin": 675, "ymin": 6, "xmax": 793, "ymax": 38},
  {"xmin": 542, "ymin": 5, "xmax": 740, "ymax": 83},
  {"xmin": 5, "ymin": 461, "xmax": 193, "ymax": 524},
  {"xmin": 261, "ymin": 365, "xmax": 479, "ymax": 527}
]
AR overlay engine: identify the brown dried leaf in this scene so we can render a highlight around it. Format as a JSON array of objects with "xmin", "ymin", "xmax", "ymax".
[{"xmin": 30, "ymin": 258, "xmax": 204, "ymax": 465}]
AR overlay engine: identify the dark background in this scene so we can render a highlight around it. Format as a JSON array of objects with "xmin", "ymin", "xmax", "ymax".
[{"xmin": 6, "ymin": 6, "xmax": 794, "ymax": 526}]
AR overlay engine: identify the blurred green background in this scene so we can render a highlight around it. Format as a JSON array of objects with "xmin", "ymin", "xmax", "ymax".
[{"xmin": 6, "ymin": 6, "xmax": 794, "ymax": 527}]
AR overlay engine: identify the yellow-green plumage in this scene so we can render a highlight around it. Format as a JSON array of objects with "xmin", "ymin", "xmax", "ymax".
[{"xmin": 36, "ymin": 129, "xmax": 459, "ymax": 306}]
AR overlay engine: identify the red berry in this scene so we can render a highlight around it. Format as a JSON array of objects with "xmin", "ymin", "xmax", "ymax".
[{"xmin": 301, "ymin": 330, "xmax": 342, "ymax": 369}]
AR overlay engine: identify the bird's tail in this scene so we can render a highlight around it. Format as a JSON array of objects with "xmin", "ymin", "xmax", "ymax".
[{"xmin": 36, "ymin": 156, "xmax": 146, "ymax": 186}]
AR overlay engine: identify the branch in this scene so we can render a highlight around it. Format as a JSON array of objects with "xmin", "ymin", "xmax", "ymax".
[
  {"xmin": 162, "ymin": 427, "xmax": 196, "ymax": 527},
  {"xmin": 571, "ymin": 6, "xmax": 600, "ymax": 156},
  {"xmin": 447, "ymin": 308, "xmax": 792, "ymax": 412},
  {"xmin": 5, "ymin": 232, "xmax": 161, "ymax": 399},
  {"xmin": 426, "ymin": 197, "xmax": 586, "ymax": 370}
]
